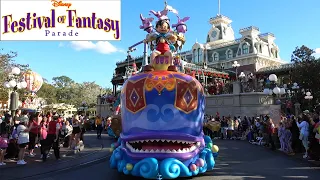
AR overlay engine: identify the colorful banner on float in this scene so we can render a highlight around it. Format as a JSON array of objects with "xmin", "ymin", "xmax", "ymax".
[{"xmin": 0, "ymin": 0, "xmax": 121, "ymax": 41}]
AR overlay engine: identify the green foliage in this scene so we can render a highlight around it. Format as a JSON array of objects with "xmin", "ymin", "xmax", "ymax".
[
  {"xmin": 0, "ymin": 49, "xmax": 27, "ymax": 101},
  {"xmin": 0, "ymin": 49, "xmax": 112, "ymax": 107},
  {"xmin": 52, "ymin": 75, "xmax": 74, "ymax": 88},
  {"xmin": 36, "ymin": 82, "xmax": 57, "ymax": 104},
  {"xmin": 290, "ymin": 45, "xmax": 320, "ymax": 105},
  {"xmin": 37, "ymin": 75, "xmax": 112, "ymax": 107}
]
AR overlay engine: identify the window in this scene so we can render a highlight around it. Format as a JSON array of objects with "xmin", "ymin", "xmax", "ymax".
[
  {"xmin": 198, "ymin": 48, "xmax": 202, "ymax": 63},
  {"xmin": 193, "ymin": 49, "xmax": 197, "ymax": 63},
  {"xmin": 242, "ymin": 44, "xmax": 249, "ymax": 54},
  {"xmin": 226, "ymin": 49, "xmax": 233, "ymax": 59},
  {"xmin": 274, "ymin": 50, "xmax": 278, "ymax": 58},
  {"xmin": 213, "ymin": 52, "xmax": 219, "ymax": 61},
  {"xmin": 259, "ymin": 44, "xmax": 262, "ymax": 53}
]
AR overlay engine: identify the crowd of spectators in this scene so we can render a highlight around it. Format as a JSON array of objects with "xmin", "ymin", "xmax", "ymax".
[
  {"xmin": 0, "ymin": 110, "xmax": 87, "ymax": 166},
  {"xmin": 203, "ymin": 111, "xmax": 320, "ymax": 161}
]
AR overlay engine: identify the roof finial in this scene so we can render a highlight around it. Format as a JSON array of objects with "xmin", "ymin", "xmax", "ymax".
[
  {"xmin": 164, "ymin": 0, "xmax": 167, "ymax": 8},
  {"xmin": 196, "ymin": 38, "xmax": 198, "ymax": 43}
]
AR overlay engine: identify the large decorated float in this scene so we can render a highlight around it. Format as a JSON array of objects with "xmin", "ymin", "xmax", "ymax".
[{"xmin": 109, "ymin": 1, "xmax": 219, "ymax": 179}]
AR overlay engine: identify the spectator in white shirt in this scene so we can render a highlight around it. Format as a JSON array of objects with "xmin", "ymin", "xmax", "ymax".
[
  {"xmin": 16, "ymin": 116, "xmax": 31, "ymax": 165},
  {"xmin": 296, "ymin": 113, "xmax": 310, "ymax": 159}
]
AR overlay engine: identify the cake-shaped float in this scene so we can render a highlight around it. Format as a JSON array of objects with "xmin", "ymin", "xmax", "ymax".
[{"xmin": 109, "ymin": 2, "xmax": 219, "ymax": 179}]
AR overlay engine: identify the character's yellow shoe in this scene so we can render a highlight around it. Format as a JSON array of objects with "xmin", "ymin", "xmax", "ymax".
[{"xmin": 152, "ymin": 55, "xmax": 171, "ymax": 71}]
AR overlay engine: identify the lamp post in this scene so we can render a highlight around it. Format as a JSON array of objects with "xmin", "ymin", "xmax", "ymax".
[
  {"xmin": 263, "ymin": 74, "xmax": 286, "ymax": 104},
  {"xmin": 291, "ymin": 82, "xmax": 300, "ymax": 101},
  {"xmin": 81, "ymin": 101, "xmax": 88, "ymax": 116},
  {"xmin": 304, "ymin": 92, "xmax": 313, "ymax": 111},
  {"xmin": 3, "ymin": 67, "xmax": 27, "ymax": 119},
  {"xmin": 232, "ymin": 61, "xmax": 240, "ymax": 80}
]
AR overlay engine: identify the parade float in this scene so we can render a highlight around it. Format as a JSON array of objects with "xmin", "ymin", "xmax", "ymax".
[
  {"xmin": 109, "ymin": 1, "xmax": 219, "ymax": 179},
  {"xmin": 20, "ymin": 70, "xmax": 44, "ymax": 112}
]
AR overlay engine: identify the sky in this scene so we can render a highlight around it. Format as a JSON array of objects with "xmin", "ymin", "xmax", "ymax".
[{"xmin": 1, "ymin": 0, "xmax": 319, "ymax": 88}]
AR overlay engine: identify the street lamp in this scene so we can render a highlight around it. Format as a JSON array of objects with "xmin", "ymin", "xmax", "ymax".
[
  {"xmin": 292, "ymin": 82, "xmax": 299, "ymax": 89},
  {"xmin": 232, "ymin": 61, "xmax": 240, "ymax": 80},
  {"xmin": 305, "ymin": 91, "xmax": 313, "ymax": 111},
  {"xmin": 3, "ymin": 67, "xmax": 27, "ymax": 118},
  {"xmin": 305, "ymin": 92, "xmax": 313, "ymax": 99},
  {"xmin": 268, "ymin": 74, "xmax": 278, "ymax": 82}
]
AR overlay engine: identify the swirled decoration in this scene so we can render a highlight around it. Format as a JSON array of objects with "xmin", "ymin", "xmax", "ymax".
[
  {"xmin": 159, "ymin": 158, "xmax": 192, "ymax": 179},
  {"xmin": 131, "ymin": 158, "xmax": 159, "ymax": 179}
]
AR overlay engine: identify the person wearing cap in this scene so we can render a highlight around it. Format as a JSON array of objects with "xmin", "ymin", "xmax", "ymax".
[{"xmin": 16, "ymin": 116, "xmax": 31, "ymax": 165}]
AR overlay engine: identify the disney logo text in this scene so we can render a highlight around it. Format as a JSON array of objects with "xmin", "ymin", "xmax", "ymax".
[{"xmin": 51, "ymin": 0, "xmax": 72, "ymax": 8}]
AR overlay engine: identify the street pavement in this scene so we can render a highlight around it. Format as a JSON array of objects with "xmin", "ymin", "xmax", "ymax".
[
  {"xmin": 27, "ymin": 139, "xmax": 320, "ymax": 180},
  {"xmin": 1, "ymin": 133, "xmax": 320, "ymax": 180},
  {"xmin": 0, "ymin": 131, "xmax": 114, "ymax": 180}
]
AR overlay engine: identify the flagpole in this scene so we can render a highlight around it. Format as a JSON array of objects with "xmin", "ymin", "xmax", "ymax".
[{"xmin": 218, "ymin": 0, "xmax": 221, "ymax": 15}]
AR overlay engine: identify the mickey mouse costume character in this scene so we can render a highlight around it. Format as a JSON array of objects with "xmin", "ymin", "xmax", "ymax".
[{"xmin": 145, "ymin": 18, "xmax": 177, "ymax": 68}]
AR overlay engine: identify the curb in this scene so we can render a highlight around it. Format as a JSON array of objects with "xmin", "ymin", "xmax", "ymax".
[
  {"xmin": 246, "ymin": 140, "xmax": 320, "ymax": 167},
  {"xmin": 0, "ymin": 147, "xmax": 103, "ymax": 170}
]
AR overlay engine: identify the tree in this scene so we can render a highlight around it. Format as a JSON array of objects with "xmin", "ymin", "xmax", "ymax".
[
  {"xmin": 103, "ymin": 88, "xmax": 113, "ymax": 95},
  {"xmin": 0, "ymin": 50, "xmax": 17, "ymax": 101},
  {"xmin": 52, "ymin": 76, "xmax": 74, "ymax": 88},
  {"xmin": 36, "ymin": 82, "xmax": 58, "ymax": 104},
  {"xmin": 79, "ymin": 82, "xmax": 101, "ymax": 106},
  {"xmin": 291, "ymin": 45, "xmax": 320, "ymax": 106},
  {"xmin": 52, "ymin": 76, "xmax": 77, "ymax": 103},
  {"xmin": 0, "ymin": 49, "xmax": 28, "ymax": 101}
]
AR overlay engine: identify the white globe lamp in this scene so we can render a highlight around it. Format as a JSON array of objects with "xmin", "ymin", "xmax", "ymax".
[
  {"xmin": 11, "ymin": 67, "xmax": 21, "ymax": 75},
  {"xmin": 3, "ymin": 82, "xmax": 10, "ymax": 88},
  {"xmin": 306, "ymin": 92, "xmax": 311, "ymax": 96},
  {"xmin": 8, "ymin": 80, "xmax": 17, "ymax": 88},
  {"xmin": 273, "ymin": 87, "xmax": 280, "ymax": 94},
  {"xmin": 20, "ymin": 81, "xmax": 27, "ymax": 88},
  {"xmin": 280, "ymin": 88, "xmax": 286, "ymax": 95},
  {"xmin": 263, "ymin": 88, "xmax": 269, "ymax": 95},
  {"xmin": 268, "ymin": 74, "xmax": 278, "ymax": 82},
  {"xmin": 16, "ymin": 82, "xmax": 21, "ymax": 89}
]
